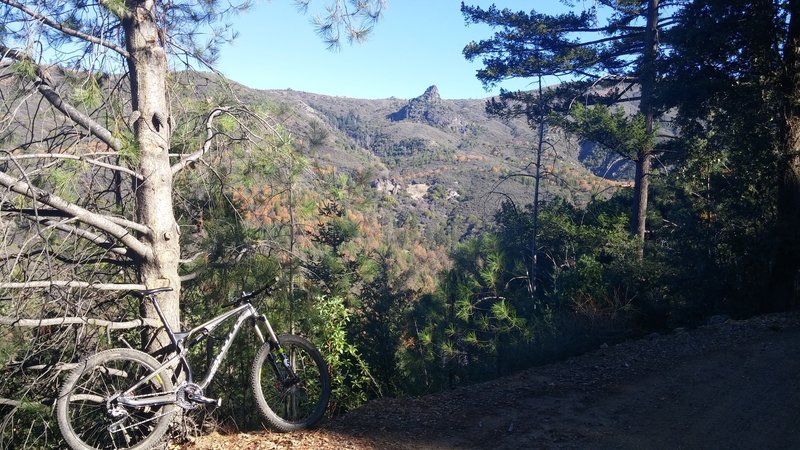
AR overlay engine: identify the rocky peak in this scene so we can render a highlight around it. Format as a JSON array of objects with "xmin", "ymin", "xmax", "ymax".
[
  {"xmin": 419, "ymin": 85, "xmax": 441, "ymax": 103},
  {"xmin": 388, "ymin": 85, "xmax": 458, "ymax": 129}
]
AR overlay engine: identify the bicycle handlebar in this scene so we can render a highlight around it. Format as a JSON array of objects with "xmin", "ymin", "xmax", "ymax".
[
  {"xmin": 130, "ymin": 282, "xmax": 274, "ymax": 308},
  {"xmin": 228, "ymin": 280, "xmax": 277, "ymax": 307}
]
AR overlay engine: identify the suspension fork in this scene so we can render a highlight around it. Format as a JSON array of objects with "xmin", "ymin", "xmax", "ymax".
[
  {"xmin": 254, "ymin": 313, "xmax": 280, "ymax": 345},
  {"xmin": 255, "ymin": 314, "xmax": 296, "ymax": 381}
]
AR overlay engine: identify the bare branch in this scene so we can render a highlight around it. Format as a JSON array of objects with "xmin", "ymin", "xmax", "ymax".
[
  {"xmin": 0, "ymin": 171, "xmax": 152, "ymax": 259},
  {"xmin": 180, "ymin": 271, "xmax": 199, "ymax": 282},
  {"xmin": 0, "ymin": 316, "xmax": 159, "ymax": 329},
  {"xmin": 179, "ymin": 251, "xmax": 206, "ymax": 264},
  {"xmin": 35, "ymin": 80, "xmax": 124, "ymax": 152},
  {"xmin": 0, "ymin": 398, "xmax": 21, "ymax": 407},
  {"xmin": 0, "ymin": 0, "xmax": 130, "ymax": 58},
  {"xmin": 1, "ymin": 206, "xmax": 148, "ymax": 235},
  {"xmin": 29, "ymin": 217, "xmax": 129, "ymax": 257},
  {"xmin": 4, "ymin": 362, "xmax": 79, "ymax": 372},
  {"xmin": 0, "ymin": 280, "xmax": 144, "ymax": 290},
  {"xmin": 0, "ymin": 45, "xmax": 124, "ymax": 152},
  {"xmin": 0, "ymin": 153, "xmax": 143, "ymax": 181},
  {"xmin": 106, "ymin": 216, "xmax": 150, "ymax": 235},
  {"xmin": 171, "ymin": 107, "xmax": 228, "ymax": 175}
]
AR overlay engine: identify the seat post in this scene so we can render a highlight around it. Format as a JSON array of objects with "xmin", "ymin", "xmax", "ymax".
[{"xmin": 146, "ymin": 293, "xmax": 180, "ymax": 348}]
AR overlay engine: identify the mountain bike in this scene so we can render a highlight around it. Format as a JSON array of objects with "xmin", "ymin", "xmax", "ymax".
[{"xmin": 55, "ymin": 286, "xmax": 331, "ymax": 450}]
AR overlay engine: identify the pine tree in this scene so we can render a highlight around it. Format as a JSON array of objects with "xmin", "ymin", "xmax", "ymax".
[
  {"xmin": 663, "ymin": 0, "xmax": 800, "ymax": 310},
  {"xmin": 0, "ymin": 0, "xmax": 384, "ymax": 438},
  {"xmin": 462, "ymin": 1, "xmax": 675, "ymax": 253}
]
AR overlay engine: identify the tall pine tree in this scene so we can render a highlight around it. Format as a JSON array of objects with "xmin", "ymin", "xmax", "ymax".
[
  {"xmin": 663, "ymin": 0, "xmax": 800, "ymax": 310},
  {"xmin": 462, "ymin": 1, "xmax": 674, "ymax": 254}
]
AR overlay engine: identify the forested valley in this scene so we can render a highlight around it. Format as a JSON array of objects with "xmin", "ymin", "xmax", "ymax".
[{"xmin": 1, "ymin": 1, "xmax": 799, "ymax": 448}]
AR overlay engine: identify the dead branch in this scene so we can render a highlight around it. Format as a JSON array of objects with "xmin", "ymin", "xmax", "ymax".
[
  {"xmin": 0, "ymin": 170, "xmax": 152, "ymax": 259},
  {"xmin": 0, "ymin": 247, "xmax": 131, "ymax": 267},
  {"xmin": 0, "ymin": 398, "xmax": 21, "ymax": 407},
  {"xmin": 35, "ymin": 82, "xmax": 123, "ymax": 153},
  {"xmin": 18, "ymin": 216, "xmax": 129, "ymax": 257},
  {"xmin": 105, "ymin": 216, "xmax": 150, "ymax": 235},
  {"xmin": 4, "ymin": 362, "xmax": 79, "ymax": 372},
  {"xmin": 0, "ymin": 153, "xmax": 143, "ymax": 181},
  {"xmin": 171, "ymin": 107, "xmax": 228, "ymax": 175},
  {"xmin": 1, "ymin": 204, "xmax": 149, "ymax": 236},
  {"xmin": 0, "ymin": 280, "xmax": 144, "ymax": 290},
  {"xmin": 0, "ymin": 45, "xmax": 123, "ymax": 152},
  {"xmin": 0, "ymin": 316, "xmax": 159, "ymax": 329}
]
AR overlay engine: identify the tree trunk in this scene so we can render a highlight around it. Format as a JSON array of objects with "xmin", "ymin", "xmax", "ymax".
[
  {"xmin": 631, "ymin": 150, "xmax": 652, "ymax": 248},
  {"xmin": 632, "ymin": 0, "xmax": 659, "ymax": 257},
  {"xmin": 771, "ymin": 0, "xmax": 800, "ymax": 311},
  {"xmin": 123, "ymin": 0, "xmax": 181, "ymax": 348},
  {"xmin": 530, "ymin": 71, "xmax": 545, "ymax": 296}
]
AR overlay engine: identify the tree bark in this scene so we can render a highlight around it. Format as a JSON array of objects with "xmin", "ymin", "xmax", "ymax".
[
  {"xmin": 123, "ymin": 0, "xmax": 181, "ymax": 347},
  {"xmin": 632, "ymin": 0, "xmax": 659, "ymax": 257},
  {"xmin": 771, "ymin": 0, "xmax": 800, "ymax": 311}
]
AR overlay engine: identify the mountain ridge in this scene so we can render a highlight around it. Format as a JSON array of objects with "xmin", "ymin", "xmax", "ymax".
[{"xmin": 194, "ymin": 73, "xmax": 629, "ymax": 240}]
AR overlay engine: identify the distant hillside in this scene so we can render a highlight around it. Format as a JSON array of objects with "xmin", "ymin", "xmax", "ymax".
[
  {"xmin": 206, "ymin": 77, "xmax": 627, "ymax": 241},
  {"xmin": 1, "ymin": 69, "xmax": 629, "ymax": 241}
]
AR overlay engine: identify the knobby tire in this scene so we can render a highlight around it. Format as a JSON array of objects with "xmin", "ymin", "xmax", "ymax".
[{"xmin": 250, "ymin": 334, "xmax": 331, "ymax": 432}]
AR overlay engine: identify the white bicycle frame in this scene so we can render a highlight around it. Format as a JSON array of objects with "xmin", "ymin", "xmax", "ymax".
[{"xmin": 114, "ymin": 288, "xmax": 286, "ymax": 410}]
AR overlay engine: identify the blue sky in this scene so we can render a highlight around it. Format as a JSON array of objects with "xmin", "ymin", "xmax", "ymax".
[{"xmin": 215, "ymin": 1, "xmax": 572, "ymax": 99}]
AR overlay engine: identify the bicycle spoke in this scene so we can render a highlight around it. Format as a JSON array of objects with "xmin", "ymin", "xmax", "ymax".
[{"xmin": 57, "ymin": 349, "xmax": 174, "ymax": 449}]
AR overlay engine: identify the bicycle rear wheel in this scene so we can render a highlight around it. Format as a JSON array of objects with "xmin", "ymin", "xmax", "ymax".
[
  {"xmin": 250, "ymin": 334, "xmax": 330, "ymax": 431},
  {"xmin": 56, "ymin": 348, "xmax": 175, "ymax": 450}
]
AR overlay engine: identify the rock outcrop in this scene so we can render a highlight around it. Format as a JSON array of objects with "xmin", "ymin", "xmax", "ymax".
[{"xmin": 388, "ymin": 85, "xmax": 463, "ymax": 130}]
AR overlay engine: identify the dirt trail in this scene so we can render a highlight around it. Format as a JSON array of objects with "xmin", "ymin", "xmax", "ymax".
[{"xmin": 185, "ymin": 311, "xmax": 800, "ymax": 449}]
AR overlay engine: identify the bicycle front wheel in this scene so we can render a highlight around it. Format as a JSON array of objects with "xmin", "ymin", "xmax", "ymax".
[
  {"xmin": 56, "ymin": 348, "xmax": 175, "ymax": 450},
  {"xmin": 250, "ymin": 334, "xmax": 330, "ymax": 431}
]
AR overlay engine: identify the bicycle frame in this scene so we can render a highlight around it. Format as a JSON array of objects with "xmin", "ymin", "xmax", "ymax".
[
  {"xmin": 57, "ymin": 286, "xmax": 329, "ymax": 448},
  {"xmin": 115, "ymin": 293, "xmax": 283, "ymax": 410}
]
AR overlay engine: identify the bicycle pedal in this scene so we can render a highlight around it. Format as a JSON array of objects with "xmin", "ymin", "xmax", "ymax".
[{"xmin": 188, "ymin": 392, "xmax": 222, "ymax": 407}]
